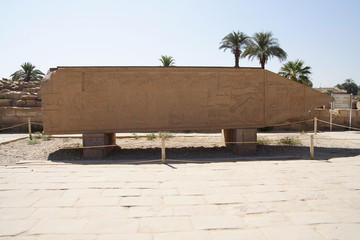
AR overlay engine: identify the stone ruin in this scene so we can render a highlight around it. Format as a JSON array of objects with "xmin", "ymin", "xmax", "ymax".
[
  {"xmin": 0, "ymin": 78, "xmax": 42, "ymax": 132},
  {"xmin": 41, "ymin": 67, "xmax": 332, "ymax": 158},
  {"xmin": 0, "ymin": 78, "xmax": 41, "ymax": 107}
]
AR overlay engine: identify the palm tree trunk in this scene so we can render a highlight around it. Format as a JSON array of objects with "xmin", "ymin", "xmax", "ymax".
[
  {"xmin": 260, "ymin": 58, "xmax": 265, "ymax": 69},
  {"xmin": 260, "ymin": 56, "xmax": 266, "ymax": 69},
  {"xmin": 234, "ymin": 50, "xmax": 240, "ymax": 68}
]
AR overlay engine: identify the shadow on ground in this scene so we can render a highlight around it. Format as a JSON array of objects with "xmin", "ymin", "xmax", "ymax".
[{"xmin": 47, "ymin": 145, "xmax": 360, "ymax": 165}]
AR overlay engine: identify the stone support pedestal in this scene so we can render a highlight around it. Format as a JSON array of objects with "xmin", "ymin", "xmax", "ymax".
[
  {"xmin": 223, "ymin": 128, "xmax": 257, "ymax": 155},
  {"xmin": 82, "ymin": 133, "xmax": 116, "ymax": 158}
]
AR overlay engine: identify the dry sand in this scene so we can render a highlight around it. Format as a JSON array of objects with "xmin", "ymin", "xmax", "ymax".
[{"xmin": 0, "ymin": 132, "xmax": 359, "ymax": 165}]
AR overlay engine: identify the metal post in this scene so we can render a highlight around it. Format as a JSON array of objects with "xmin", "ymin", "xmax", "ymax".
[
  {"xmin": 349, "ymin": 93, "xmax": 353, "ymax": 130},
  {"xmin": 314, "ymin": 117, "xmax": 318, "ymax": 135},
  {"xmin": 310, "ymin": 134, "xmax": 314, "ymax": 160},
  {"xmin": 28, "ymin": 117, "xmax": 32, "ymax": 140}
]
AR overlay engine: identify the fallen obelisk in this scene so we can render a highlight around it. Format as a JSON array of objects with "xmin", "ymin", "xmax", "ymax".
[{"xmin": 41, "ymin": 67, "xmax": 332, "ymax": 158}]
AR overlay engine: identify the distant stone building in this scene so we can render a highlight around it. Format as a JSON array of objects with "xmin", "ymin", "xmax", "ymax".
[
  {"xmin": 314, "ymin": 87, "xmax": 347, "ymax": 95},
  {"xmin": 0, "ymin": 78, "xmax": 42, "ymax": 132}
]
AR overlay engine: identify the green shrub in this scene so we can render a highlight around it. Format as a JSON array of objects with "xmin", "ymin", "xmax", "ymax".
[
  {"xmin": 33, "ymin": 132, "xmax": 42, "ymax": 139},
  {"xmin": 257, "ymin": 137, "xmax": 272, "ymax": 145},
  {"xmin": 41, "ymin": 135, "xmax": 52, "ymax": 141},
  {"xmin": 132, "ymin": 133, "xmax": 140, "ymax": 140},
  {"xmin": 278, "ymin": 136, "xmax": 301, "ymax": 146},
  {"xmin": 0, "ymin": 94, "xmax": 4, "ymax": 99},
  {"xmin": 146, "ymin": 133, "xmax": 157, "ymax": 140},
  {"xmin": 160, "ymin": 131, "xmax": 174, "ymax": 139},
  {"xmin": 28, "ymin": 139, "xmax": 40, "ymax": 145}
]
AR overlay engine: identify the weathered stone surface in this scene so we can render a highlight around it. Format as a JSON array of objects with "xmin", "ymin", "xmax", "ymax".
[
  {"xmin": 0, "ymin": 107, "xmax": 42, "ymax": 132},
  {"xmin": 224, "ymin": 128, "xmax": 257, "ymax": 154},
  {"xmin": 2, "ymin": 91, "xmax": 27, "ymax": 99},
  {"xmin": 41, "ymin": 67, "xmax": 332, "ymax": 135},
  {"xmin": 15, "ymin": 99, "xmax": 39, "ymax": 107},
  {"xmin": 0, "ymin": 99, "xmax": 12, "ymax": 107},
  {"xmin": 0, "ymin": 89, "xmax": 10, "ymax": 93},
  {"xmin": 83, "ymin": 133, "xmax": 116, "ymax": 158},
  {"xmin": 20, "ymin": 94, "xmax": 38, "ymax": 100}
]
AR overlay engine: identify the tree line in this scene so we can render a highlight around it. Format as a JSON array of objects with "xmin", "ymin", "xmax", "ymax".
[{"xmin": 8, "ymin": 31, "xmax": 358, "ymax": 94}]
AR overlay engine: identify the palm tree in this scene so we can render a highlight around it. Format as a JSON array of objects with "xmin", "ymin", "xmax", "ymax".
[
  {"xmin": 11, "ymin": 62, "xmax": 44, "ymax": 82},
  {"xmin": 159, "ymin": 55, "xmax": 175, "ymax": 67},
  {"xmin": 219, "ymin": 31, "xmax": 249, "ymax": 67},
  {"xmin": 279, "ymin": 59, "xmax": 313, "ymax": 87},
  {"xmin": 242, "ymin": 31, "xmax": 287, "ymax": 69}
]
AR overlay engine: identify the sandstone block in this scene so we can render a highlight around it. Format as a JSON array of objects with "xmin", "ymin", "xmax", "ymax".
[
  {"xmin": 15, "ymin": 99, "xmax": 39, "ymax": 107},
  {"xmin": 0, "ymin": 99, "xmax": 12, "ymax": 107},
  {"xmin": 1, "ymin": 108, "xmax": 16, "ymax": 117},
  {"xmin": 15, "ymin": 109, "xmax": 28, "ymax": 117},
  {"xmin": 0, "ymin": 89, "xmax": 10, "ymax": 93},
  {"xmin": 82, "ymin": 133, "xmax": 116, "ymax": 158},
  {"xmin": 2, "ymin": 91, "xmax": 27, "ymax": 100},
  {"xmin": 15, "ymin": 100, "xmax": 26, "ymax": 107},
  {"xmin": 224, "ymin": 128, "xmax": 257, "ymax": 154},
  {"xmin": 20, "ymin": 94, "xmax": 38, "ymax": 100},
  {"xmin": 1, "ymin": 116, "xmax": 19, "ymax": 123}
]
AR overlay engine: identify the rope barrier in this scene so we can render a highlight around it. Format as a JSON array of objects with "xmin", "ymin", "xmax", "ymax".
[
  {"xmin": 317, "ymin": 119, "xmax": 360, "ymax": 131},
  {"xmin": 0, "ymin": 123, "xmax": 28, "ymax": 131},
  {"xmin": 267, "ymin": 119, "xmax": 314, "ymax": 127},
  {"xmin": 314, "ymin": 138, "xmax": 360, "ymax": 141},
  {"xmin": 167, "ymin": 140, "xmax": 257, "ymax": 144},
  {"xmin": 31, "ymin": 122, "xmax": 43, "ymax": 126},
  {"xmin": 2, "ymin": 117, "xmax": 360, "ymax": 162}
]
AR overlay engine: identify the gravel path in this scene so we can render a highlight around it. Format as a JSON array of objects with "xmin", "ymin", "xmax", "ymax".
[{"xmin": 0, "ymin": 132, "xmax": 359, "ymax": 166}]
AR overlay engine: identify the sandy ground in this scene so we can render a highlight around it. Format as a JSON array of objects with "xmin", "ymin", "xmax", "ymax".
[{"xmin": 0, "ymin": 132, "xmax": 359, "ymax": 165}]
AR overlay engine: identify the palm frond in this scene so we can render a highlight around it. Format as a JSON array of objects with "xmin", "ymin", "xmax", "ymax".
[
  {"xmin": 159, "ymin": 55, "xmax": 175, "ymax": 67},
  {"xmin": 11, "ymin": 62, "xmax": 44, "ymax": 81},
  {"xmin": 242, "ymin": 31, "xmax": 287, "ymax": 69},
  {"xmin": 279, "ymin": 59, "xmax": 312, "ymax": 87}
]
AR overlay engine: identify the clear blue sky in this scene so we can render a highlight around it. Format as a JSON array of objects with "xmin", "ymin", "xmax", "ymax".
[{"xmin": 1, "ymin": 0, "xmax": 359, "ymax": 87}]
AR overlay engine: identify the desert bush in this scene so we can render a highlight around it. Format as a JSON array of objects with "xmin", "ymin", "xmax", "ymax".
[
  {"xmin": 278, "ymin": 136, "xmax": 301, "ymax": 146},
  {"xmin": 28, "ymin": 139, "xmax": 40, "ymax": 145},
  {"xmin": 132, "ymin": 133, "xmax": 140, "ymax": 140},
  {"xmin": 160, "ymin": 131, "xmax": 174, "ymax": 139},
  {"xmin": 257, "ymin": 137, "xmax": 272, "ymax": 145},
  {"xmin": 146, "ymin": 133, "xmax": 157, "ymax": 140},
  {"xmin": 41, "ymin": 135, "xmax": 52, "ymax": 141},
  {"xmin": 33, "ymin": 132, "xmax": 42, "ymax": 139}
]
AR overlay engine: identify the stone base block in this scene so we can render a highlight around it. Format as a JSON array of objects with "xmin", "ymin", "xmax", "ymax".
[
  {"xmin": 82, "ymin": 133, "xmax": 116, "ymax": 158},
  {"xmin": 223, "ymin": 128, "xmax": 257, "ymax": 155}
]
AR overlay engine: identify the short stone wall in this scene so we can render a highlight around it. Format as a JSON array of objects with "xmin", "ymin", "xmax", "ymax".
[
  {"xmin": 0, "ymin": 79, "xmax": 42, "ymax": 132},
  {"xmin": 0, "ymin": 107, "xmax": 42, "ymax": 132}
]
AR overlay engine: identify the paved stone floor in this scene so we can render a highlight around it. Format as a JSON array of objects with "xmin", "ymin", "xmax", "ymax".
[
  {"xmin": 0, "ymin": 157, "xmax": 359, "ymax": 239},
  {"xmin": 0, "ymin": 134, "xmax": 27, "ymax": 144}
]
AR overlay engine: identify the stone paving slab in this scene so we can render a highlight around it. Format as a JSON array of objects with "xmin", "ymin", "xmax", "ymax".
[
  {"xmin": 0, "ymin": 133, "xmax": 27, "ymax": 144},
  {"xmin": 0, "ymin": 156, "xmax": 359, "ymax": 239}
]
